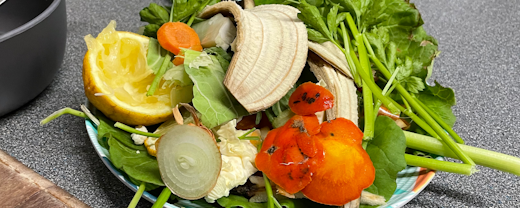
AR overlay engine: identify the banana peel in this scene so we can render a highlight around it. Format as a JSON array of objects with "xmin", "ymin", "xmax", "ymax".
[{"xmin": 199, "ymin": 2, "xmax": 308, "ymax": 113}]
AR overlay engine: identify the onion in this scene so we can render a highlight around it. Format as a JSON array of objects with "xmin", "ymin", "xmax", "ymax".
[{"xmin": 156, "ymin": 124, "xmax": 222, "ymax": 200}]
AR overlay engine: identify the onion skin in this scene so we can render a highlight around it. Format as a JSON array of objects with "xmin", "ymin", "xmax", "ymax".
[{"xmin": 156, "ymin": 125, "xmax": 222, "ymax": 200}]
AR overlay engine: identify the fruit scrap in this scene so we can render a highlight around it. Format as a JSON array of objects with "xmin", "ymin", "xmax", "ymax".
[
  {"xmin": 289, "ymin": 82, "xmax": 334, "ymax": 116},
  {"xmin": 301, "ymin": 118, "xmax": 375, "ymax": 205},
  {"xmin": 255, "ymin": 82, "xmax": 375, "ymax": 205},
  {"xmin": 255, "ymin": 115, "xmax": 324, "ymax": 194}
]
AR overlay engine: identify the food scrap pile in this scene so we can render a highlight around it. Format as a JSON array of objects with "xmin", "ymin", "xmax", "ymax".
[{"xmin": 41, "ymin": 0, "xmax": 520, "ymax": 207}]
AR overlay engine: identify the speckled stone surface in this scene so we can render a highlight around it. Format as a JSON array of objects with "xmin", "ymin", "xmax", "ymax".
[{"xmin": 0, "ymin": 0, "xmax": 519, "ymax": 207}]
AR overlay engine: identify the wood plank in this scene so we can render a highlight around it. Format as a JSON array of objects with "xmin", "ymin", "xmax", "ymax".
[{"xmin": 0, "ymin": 150, "xmax": 90, "ymax": 208}]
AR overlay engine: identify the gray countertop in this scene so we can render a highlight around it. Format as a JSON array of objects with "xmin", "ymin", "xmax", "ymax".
[{"xmin": 1, "ymin": 0, "xmax": 519, "ymax": 207}]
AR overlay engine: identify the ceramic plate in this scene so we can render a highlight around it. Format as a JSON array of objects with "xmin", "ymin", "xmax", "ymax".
[{"xmin": 86, "ymin": 119, "xmax": 439, "ymax": 208}]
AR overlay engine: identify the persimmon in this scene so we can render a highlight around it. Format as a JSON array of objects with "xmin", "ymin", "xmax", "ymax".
[
  {"xmin": 255, "ymin": 115, "xmax": 323, "ymax": 194},
  {"xmin": 301, "ymin": 118, "xmax": 375, "ymax": 205},
  {"xmin": 289, "ymin": 82, "xmax": 334, "ymax": 115}
]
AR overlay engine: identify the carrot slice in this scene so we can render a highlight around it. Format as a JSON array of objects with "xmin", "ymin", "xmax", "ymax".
[
  {"xmin": 301, "ymin": 118, "xmax": 375, "ymax": 205},
  {"xmin": 289, "ymin": 82, "xmax": 334, "ymax": 115},
  {"xmin": 157, "ymin": 22, "xmax": 202, "ymax": 55}
]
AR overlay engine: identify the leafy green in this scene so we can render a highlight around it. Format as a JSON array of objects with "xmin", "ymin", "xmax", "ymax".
[
  {"xmin": 97, "ymin": 117, "xmax": 146, "ymax": 151},
  {"xmin": 298, "ymin": 0, "xmax": 332, "ymax": 40},
  {"xmin": 307, "ymin": 28, "xmax": 329, "ymax": 43},
  {"xmin": 417, "ymin": 81, "xmax": 456, "ymax": 127},
  {"xmin": 139, "ymin": 0, "xmax": 218, "ymax": 38},
  {"xmin": 364, "ymin": 116, "xmax": 407, "ymax": 201},
  {"xmin": 128, "ymin": 176, "xmax": 161, "ymax": 191},
  {"xmin": 264, "ymin": 83, "xmax": 298, "ymax": 125},
  {"xmin": 217, "ymin": 195, "xmax": 333, "ymax": 208},
  {"xmin": 147, "ymin": 38, "xmax": 174, "ymax": 74},
  {"xmin": 183, "ymin": 50, "xmax": 249, "ymax": 128},
  {"xmin": 108, "ymin": 137, "xmax": 164, "ymax": 186},
  {"xmin": 204, "ymin": 47, "xmax": 232, "ymax": 70},
  {"xmin": 140, "ymin": 3, "xmax": 170, "ymax": 25}
]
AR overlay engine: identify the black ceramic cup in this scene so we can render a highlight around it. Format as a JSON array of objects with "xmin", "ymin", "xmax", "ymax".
[{"xmin": 0, "ymin": 0, "xmax": 67, "ymax": 116}]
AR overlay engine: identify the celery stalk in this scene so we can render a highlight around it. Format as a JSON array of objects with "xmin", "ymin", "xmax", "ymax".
[
  {"xmin": 405, "ymin": 131, "xmax": 520, "ymax": 176},
  {"xmin": 405, "ymin": 154, "xmax": 474, "ymax": 175}
]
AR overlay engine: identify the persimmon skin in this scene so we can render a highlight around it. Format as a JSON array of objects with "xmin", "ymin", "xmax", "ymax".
[
  {"xmin": 301, "ymin": 118, "xmax": 375, "ymax": 205},
  {"xmin": 289, "ymin": 82, "xmax": 334, "ymax": 115},
  {"xmin": 255, "ymin": 115, "xmax": 323, "ymax": 194}
]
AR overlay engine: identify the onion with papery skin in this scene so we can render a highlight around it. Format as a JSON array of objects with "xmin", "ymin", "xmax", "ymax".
[{"xmin": 157, "ymin": 124, "xmax": 222, "ymax": 200}]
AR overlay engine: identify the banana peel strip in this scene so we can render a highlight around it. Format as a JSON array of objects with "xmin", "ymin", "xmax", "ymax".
[{"xmin": 199, "ymin": 2, "xmax": 308, "ymax": 112}]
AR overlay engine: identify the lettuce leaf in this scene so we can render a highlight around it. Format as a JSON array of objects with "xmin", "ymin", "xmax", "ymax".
[
  {"xmin": 183, "ymin": 50, "xmax": 248, "ymax": 128},
  {"xmin": 364, "ymin": 116, "xmax": 407, "ymax": 202}
]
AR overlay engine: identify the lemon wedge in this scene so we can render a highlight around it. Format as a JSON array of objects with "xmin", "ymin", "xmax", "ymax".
[{"xmin": 83, "ymin": 21, "xmax": 173, "ymax": 126}]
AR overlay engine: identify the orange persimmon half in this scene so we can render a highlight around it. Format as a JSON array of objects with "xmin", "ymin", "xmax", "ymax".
[
  {"xmin": 301, "ymin": 118, "xmax": 375, "ymax": 206},
  {"xmin": 255, "ymin": 115, "xmax": 324, "ymax": 194},
  {"xmin": 289, "ymin": 82, "xmax": 334, "ymax": 115}
]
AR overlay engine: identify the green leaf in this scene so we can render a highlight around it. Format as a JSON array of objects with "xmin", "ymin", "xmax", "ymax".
[
  {"xmin": 143, "ymin": 24, "xmax": 161, "ymax": 38},
  {"xmin": 217, "ymin": 195, "xmax": 265, "ymax": 208},
  {"xmin": 307, "ymin": 28, "xmax": 329, "ymax": 43},
  {"xmin": 171, "ymin": 0, "xmax": 210, "ymax": 22},
  {"xmin": 364, "ymin": 116, "xmax": 407, "ymax": 201},
  {"xmin": 416, "ymin": 81, "xmax": 456, "ymax": 127},
  {"xmin": 298, "ymin": 0, "xmax": 332, "ymax": 40},
  {"xmin": 329, "ymin": 0, "xmax": 371, "ymax": 26},
  {"xmin": 326, "ymin": 3, "xmax": 339, "ymax": 38},
  {"xmin": 400, "ymin": 76, "xmax": 425, "ymax": 94},
  {"xmin": 139, "ymin": 3, "xmax": 170, "ymax": 25},
  {"xmin": 204, "ymin": 47, "xmax": 232, "ymax": 70},
  {"xmin": 97, "ymin": 117, "xmax": 146, "ymax": 151},
  {"xmin": 183, "ymin": 50, "xmax": 249, "ymax": 128},
  {"xmin": 108, "ymin": 137, "xmax": 164, "ymax": 186},
  {"xmin": 147, "ymin": 38, "xmax": 174, "ymax": 74},
  {"xmin": 128, "ymin": 176, "xmax": 161, "ymax": 191}
]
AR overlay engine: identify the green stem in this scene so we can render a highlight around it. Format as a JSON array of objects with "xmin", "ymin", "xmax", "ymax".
[
  {"xmin": 169, "ymin": 0, "xmax": 175, "ymax": 22},
  {"xmin": 151, "ymin": 188, "xmax": 172, "ymax": 208},
  {"xmin": 415, "ymin": 97, "xmax": 465, "ymax": 144},
  {"xmin": 147, "ymin": 53, "xmax": 172, "ymax": 96},
  {"xmin": 405, "ymin": 154, "xmax": 474, "ymax": 175},
  {"xmin": 186, "ymin": 0, "xmax": 211, "ymax": 26},
  {"xmin": 405, "ymin": 131, "xmax": 520, "ymax": 176},
  {"xmin": 367, "ymin": 49, "xmax": 475, "ymax": 167},
  {"xmin": 128, "ymin": 183, "xmax": 146, "ymax": 208},
  {"xmin": 362, "ymin": 80, "xmax": 374, "ymax": 140},
  {"xmin": 40, "ymin": 108, "xmax": 88, "ymax": 125},
  {"xmin": 263, "ymin": 174, "xmax": 275, "ymax": 208},
  {"xmin": 114, "ymin": 122, "xmax": 161, "ymax": 137},
  {"xmin": 340, "ymin": 22, "xmax": 361, "ymax": 86}
]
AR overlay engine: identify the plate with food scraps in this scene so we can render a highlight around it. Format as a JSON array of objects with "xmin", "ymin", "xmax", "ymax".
[{"xmin": 85, "ymin": 118, "xmax": 441, "ymax": 208}]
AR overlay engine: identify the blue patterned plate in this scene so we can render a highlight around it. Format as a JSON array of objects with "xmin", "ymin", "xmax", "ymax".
[{"xmin": 86, "ymin": 119, "xmax": 438, "ymax": 208}]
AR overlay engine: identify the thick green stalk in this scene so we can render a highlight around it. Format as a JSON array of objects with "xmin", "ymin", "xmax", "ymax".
[
  {"xmin": 151, "ymin": 188, "xmax": 172, "ymax": 208},
  {"xmin": 362, "ymin": 80, "xmax": 374, "ymax": 140},
  {"xmin": 367, "ymin": 48, "xmax": 475, "ymax": 167},
  {"xmin": 263, "ymin": 174, "xmax": 275, "ymax": 208},
  {"xmin": 405, "ymin": 154, "xmax": 475, "ymax": 175},
  {"xmin": 147, "ymin": 53, "xmax": 172, "ymax": 96},
  {"xmin": 415, "ymin": 97, "xmax": 465, "ymax": 144},
  {"xmin": 405, "ymin": 131, "xmax": 520, "ymax": 176},
  {"xmin": 114, "ymin": 122, "xmax": 161, "ymax": 137},
  {"xmin": 128, "ymin": 183, "xmax": 146, "ymax": 208},
  {"xmin": 40, "ymin": 108, "xmax": 88, "ymax": 125}
]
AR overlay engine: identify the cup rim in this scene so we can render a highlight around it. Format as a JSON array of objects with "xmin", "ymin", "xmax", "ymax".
[{"xmin": 0, "ymin": 0, "xmax": 62, "ymax": 42}]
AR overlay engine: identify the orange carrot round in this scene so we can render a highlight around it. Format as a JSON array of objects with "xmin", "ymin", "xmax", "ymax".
[
  {"xmin": 289, "ymin": 82, "xmax": 334, "ymax": 115},
  {"xmin": 157, "ymin": 22, "xmax": 203, "ymax": 55}
]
